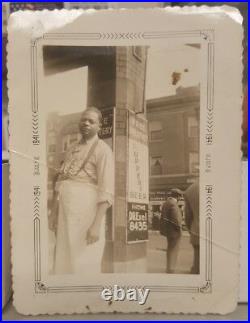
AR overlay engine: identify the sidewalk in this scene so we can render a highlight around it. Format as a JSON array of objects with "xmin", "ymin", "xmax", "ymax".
[{"xmin": 146, "ymin": 230, "xmax": 193, "ymax": 274}]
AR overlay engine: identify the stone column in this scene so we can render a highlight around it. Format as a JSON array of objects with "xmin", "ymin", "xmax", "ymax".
[{"xmin": 113, "ymin": 47, "xmax": 148, "ymax": 273}]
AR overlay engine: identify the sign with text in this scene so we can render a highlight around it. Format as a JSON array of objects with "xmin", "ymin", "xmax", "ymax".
[
  {"xmin": 150, "ymin": 191, "xmax": 167, "ymax": 201},
  {"xmin": 127, "ymin": 202, "xmax": 148, "ymax": 242},
  {"xmin": 127, "ymin": 112, "xmax": 149, "ymax": 243},
  {"xmin": 99, "ymin": 107, "xmax": 114, "ymax": 149}
]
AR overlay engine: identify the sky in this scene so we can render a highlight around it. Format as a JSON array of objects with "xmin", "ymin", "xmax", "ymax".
[
  {"xmin": 146, "ymin": 44, "xmax": 200, "ymax": 99},
  {"xmin": 43, "ymin": 44, "xmax": 201, "ymax": 115}
]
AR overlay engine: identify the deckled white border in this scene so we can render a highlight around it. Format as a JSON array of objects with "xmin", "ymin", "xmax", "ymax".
[{"xmin": 8, "ymin": 8, "xmax": 243, "ymax": 315}]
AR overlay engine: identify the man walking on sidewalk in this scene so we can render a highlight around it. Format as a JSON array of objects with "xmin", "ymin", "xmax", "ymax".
[
  {"xmin": 184, "ymin": 181, "xmax": 200, "ymax": 274},
  {"xmin": 160, "ymin": 189, "xmax": 183, "ymax": 273}
]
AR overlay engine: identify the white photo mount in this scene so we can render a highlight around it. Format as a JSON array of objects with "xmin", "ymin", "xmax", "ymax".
[{"xmin": 8, "ymin": 7, "xmax": 242, "ymax": 315}]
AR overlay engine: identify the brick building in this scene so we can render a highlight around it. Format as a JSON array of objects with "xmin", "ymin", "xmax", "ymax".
[{"xmin": 147, "ymin": 85, "xmax": 200, "ymax": 218}]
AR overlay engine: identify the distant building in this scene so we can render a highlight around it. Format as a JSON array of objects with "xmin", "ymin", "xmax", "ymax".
[{"xmin": 147, "ymin": 85, "xmax": 200, "ymax": 217}]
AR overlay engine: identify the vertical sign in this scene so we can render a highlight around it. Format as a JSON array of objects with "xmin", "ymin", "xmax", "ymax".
[
  {"xmin": 99, "ymin": 107, "xmax": 114, "ymax": 149},
  {"xmin": 127, "ymin": 111, "xmax": 149, "ymax": 243}
]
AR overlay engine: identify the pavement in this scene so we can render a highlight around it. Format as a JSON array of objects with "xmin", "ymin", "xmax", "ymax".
[
  {"xmin": 146, "ymin": 230, "xmax": 193, "ymax": 274},
  {"xmin": 48, "ymin": 228, "xmax": 194, "ymax": 274}
]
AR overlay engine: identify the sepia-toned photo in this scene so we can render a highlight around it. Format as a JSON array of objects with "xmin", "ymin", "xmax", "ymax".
[
  {"xmin": 45, "ymin": 45, "xmax": 200, "ymax": 275},
  {"xmin": 8, "ymin": 8, "xmax": 243, "ymax": 315}
]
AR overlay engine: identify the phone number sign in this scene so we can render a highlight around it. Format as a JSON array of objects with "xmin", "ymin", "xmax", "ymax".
[{"xmin": 127, "ymin": 202, "xmax": 148, "ymax": 243}]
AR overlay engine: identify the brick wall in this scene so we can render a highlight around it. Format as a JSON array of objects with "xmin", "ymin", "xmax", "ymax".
[{"xmin": 116, "ymin": 47, "xmax": 147, "ymax": 112}]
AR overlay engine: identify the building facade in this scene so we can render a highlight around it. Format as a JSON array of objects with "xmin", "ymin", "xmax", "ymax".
[{"xmin": 147, "ymin": 86, "xmax": 200, "ymax": 221}]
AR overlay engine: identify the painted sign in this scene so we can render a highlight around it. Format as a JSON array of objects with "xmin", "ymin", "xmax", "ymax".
[
  {"xmin": 127, "ymin": 111, "xmax": 149, "ymax": 243},
  {"xmin": 149, "ymin": 191, "xmax": 167, "ymax": 201},
  {"xmin": 99, "ymin": 107, "xmax": 114, "ymax": 149},
  {"xmin": 127, "ymin": 202, "xmax": 148, "ymax": 242}
]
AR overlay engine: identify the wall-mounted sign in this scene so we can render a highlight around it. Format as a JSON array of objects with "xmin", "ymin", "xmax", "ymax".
[
  {"xmin": 99, "ymin": 108, "xmax": 114, "ymax": 141},
  {"xmin": 127, "ymin": 202, "xmax": 148, "ymax": 242},
  {"xmin": 98, "ymin": 107, "xmax": 114, "ymax": 152},
  {"xmin": 127, "ymin": 111, "xmax": 149, "ymax": 243},
  {"xmin": 149, "ymin": 191, "xmax": 167, "ymax": 201}
]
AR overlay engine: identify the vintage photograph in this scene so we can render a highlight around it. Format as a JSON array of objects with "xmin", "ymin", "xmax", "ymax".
[
  {"xmin": 45, "ymin": 44, "xmax": 200, "ymax": 275},
  {"xmin": 8, "ymin": 7, "xmax": 243, "ymax": 315}
]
